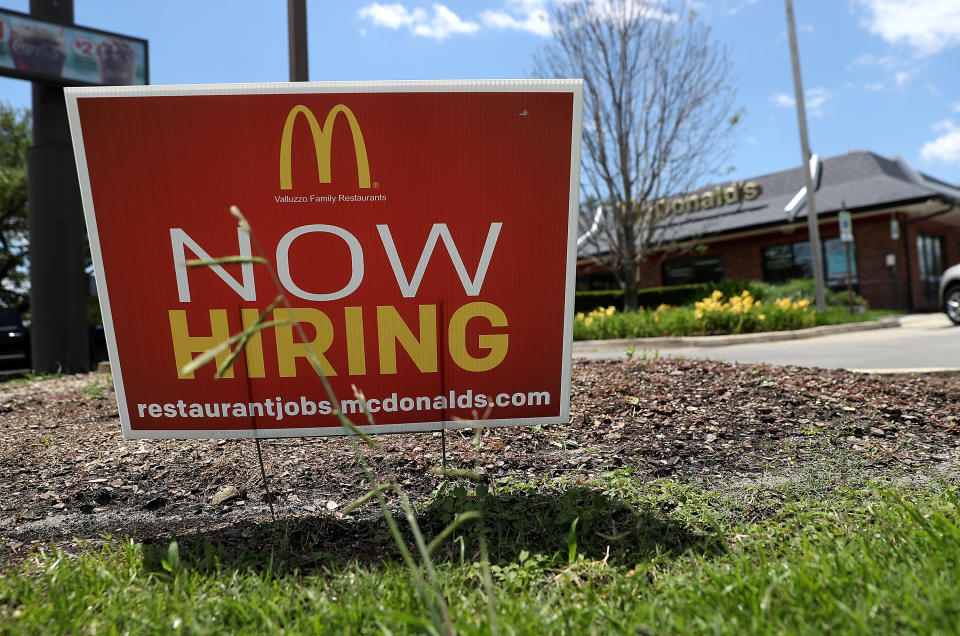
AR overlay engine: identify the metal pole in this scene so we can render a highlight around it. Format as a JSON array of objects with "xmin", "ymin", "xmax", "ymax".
[
  {"xmin": 255, "ymin": 438, "xmax": 278, "ymax": 522},
  {"xmin": 785, "ymin": 0, "xmax": 827, "ymax": 312},
  {"xmin": 441, "ymin": 428, "xmax": 447, "ymax": 470},
  {"xmin": 287, "ymin": 0, "xmax": 308, "ymax": 81},
  {"xmin": 28, "ymin": 0, "xmax": 90, "ymax": 373}
]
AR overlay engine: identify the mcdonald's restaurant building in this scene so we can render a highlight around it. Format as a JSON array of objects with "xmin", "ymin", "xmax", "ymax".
[{"xmin": 576, "ymin": 151, "xmax": 960, "ymax": 312}]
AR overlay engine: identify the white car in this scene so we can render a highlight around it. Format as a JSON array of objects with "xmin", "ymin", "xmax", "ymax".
[{"xmin": 942, "ymin": 263, "xmax": 960, "ymax": 325}]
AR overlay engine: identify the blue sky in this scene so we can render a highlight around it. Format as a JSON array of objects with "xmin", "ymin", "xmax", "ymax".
[{"xmin": 2, "ymin": 0, "xmax": 960, "ymax": 185}]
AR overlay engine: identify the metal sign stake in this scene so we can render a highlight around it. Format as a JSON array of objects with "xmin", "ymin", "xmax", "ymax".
[{"xmin": 255, "ymin": 438, "xmax": 278, "ymax": 522}]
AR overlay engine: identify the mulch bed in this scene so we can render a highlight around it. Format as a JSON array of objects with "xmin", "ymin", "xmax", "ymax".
[{"xmin": 1, "ymin": 358, "xmax": 958, "ymax": 565}]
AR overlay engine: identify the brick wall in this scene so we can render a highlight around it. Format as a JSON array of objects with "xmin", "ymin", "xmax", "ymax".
[{"xmin": 594, "ymin": 208, "xmax": 959, "ymax": 312}]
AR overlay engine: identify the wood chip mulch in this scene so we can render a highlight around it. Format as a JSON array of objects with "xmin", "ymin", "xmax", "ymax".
[{"xmin": 1, "ymin": 358, "xmax": 958, "ymax": 564}]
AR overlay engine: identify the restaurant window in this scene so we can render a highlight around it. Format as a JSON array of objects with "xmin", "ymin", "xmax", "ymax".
[
  {"xmin": 763, "ymin": 239, "xmax": 857, "ymax": 287},
  {"xmin": 662, "ymin": 255, "xmax": 724, "ymax": 286},
  {"xmin": 763, "ymin": 242, "xmax": 812, "ymax": 283},
  {"xmin": 917, "ymin": 233, "xmax": 945, "ymax": 304},
  {"xmin": 576, "ymin": 270, "xmax": 620, "ymax": 291},
  {"xmin": 822, "ymin": 238, "xmax": 857, "ymax": 287}
]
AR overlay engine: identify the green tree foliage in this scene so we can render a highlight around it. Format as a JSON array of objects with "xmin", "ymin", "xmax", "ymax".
[{"xmin": 0, "ymin": 102, "xmax": 30, "ymax": 313}]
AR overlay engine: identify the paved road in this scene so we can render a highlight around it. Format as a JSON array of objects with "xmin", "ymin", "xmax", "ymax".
[{"xmin": 573, "ymin": 313, "xmax": 960, "ymax": 373}]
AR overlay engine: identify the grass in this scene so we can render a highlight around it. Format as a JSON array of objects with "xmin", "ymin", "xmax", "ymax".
[
  {"xmin": 814, "ymin": 307, "xmax": 898, "ymax": 326},
  {"xmin": 4, "ymin": 472, "xmax": 960, "ymax": 634}
]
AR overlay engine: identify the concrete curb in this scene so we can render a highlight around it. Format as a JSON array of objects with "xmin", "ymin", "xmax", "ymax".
[{"xmin": 573, "ymin": 315, "xmax": 903, "ymax": 355}]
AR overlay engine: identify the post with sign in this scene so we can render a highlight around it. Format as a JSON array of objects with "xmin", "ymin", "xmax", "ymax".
[
  {"xmin": 838, "ymin": 201, "xmax": 854, "ymax": 313},
  {"xmin": 65, "ymin": 80, "xmax": 583, "ymax": 440}
]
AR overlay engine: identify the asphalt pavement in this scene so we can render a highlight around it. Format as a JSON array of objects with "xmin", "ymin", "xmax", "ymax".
[{"xmin": 572, "ymin": 313, "xmax": 960, "ymax": 374}]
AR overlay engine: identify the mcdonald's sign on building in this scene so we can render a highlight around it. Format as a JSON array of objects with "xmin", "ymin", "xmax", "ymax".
[{"xmin": 65, "ymin": 80, "xmax": 584, "ymax": 439}]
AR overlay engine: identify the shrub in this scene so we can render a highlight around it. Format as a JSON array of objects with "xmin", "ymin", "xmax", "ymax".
[
  {"xmin": 574, "ymin": 278, "xmax": 868, "ymax": 314},
  {"xmin": 574, "ymin": 283, "xmax": 713, "ymax": 313}
]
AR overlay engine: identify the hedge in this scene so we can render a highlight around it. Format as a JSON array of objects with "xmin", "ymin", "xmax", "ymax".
[{"xmin": 574, "ymin": 279, "xmax": 867, "ymax": 313}]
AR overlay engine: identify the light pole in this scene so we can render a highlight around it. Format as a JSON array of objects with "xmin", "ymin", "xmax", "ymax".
[{"xmin": 785, "ymin": 0, "xmax": 827, "ymax": 312}]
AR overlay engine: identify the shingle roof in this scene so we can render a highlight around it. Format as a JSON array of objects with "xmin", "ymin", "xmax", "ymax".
[{"xmin": 578, "ymin": 151, "xmax": 956, "ymax": 258}]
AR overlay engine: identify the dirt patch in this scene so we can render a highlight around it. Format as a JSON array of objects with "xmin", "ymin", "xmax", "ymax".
[{"xmin": 1, "ymin": 359, "xmax": 959, "ymax": 564}]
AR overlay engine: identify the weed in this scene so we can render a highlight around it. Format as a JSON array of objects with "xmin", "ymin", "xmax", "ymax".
[
  {"xmin": 180, "ymin": 206, "xmax": 488, "ymax": 634},
  {"xmin": 83, "ymin": 376, "xmax": 111, "ymax": 399},
  {"xmin": 30, "ymin": 435, "xmax": 52, "ymax": 448}
]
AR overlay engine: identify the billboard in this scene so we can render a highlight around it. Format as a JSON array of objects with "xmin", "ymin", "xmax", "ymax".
[
  {"xmin": 0, "ymin": 8, "xmax": 147, "ymax": 86},
  {"xmin": 66, "ymin": 80, "xmax": 583, "ymax": 439}
]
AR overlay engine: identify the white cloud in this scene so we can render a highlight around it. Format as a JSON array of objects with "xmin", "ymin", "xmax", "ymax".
[
  {"xmin": 952, "ymin": 102, "xmax": 960, "ymax": 112},
  {"xmin": 727, "ymin": 0, "xmax": 758, "ymax": 16},
  {"xmin": 805, "ymin": 87, "xmax": 829, "ymax": 110},
  {"xmin": 847, "ymin": 52, "xmax": 897, "ymax": 70},
  {"xmin": 771, "ymin": 93, "xmax": 795, "ymax": 107},
  {"xmin": 921, "ymin": 119, "xmax": 960, "ymax": 163},
  {"xmin": 855, "ymin": 0, "xmax": 960, "ymax": 56},
  {"xmin": 415, "ymin": 5, "xmax": 480, "ymax": 39},
  {"xmin": 864, "ymin": 82, "xmax": 885, "ymax": 91},
  {"xmin": 358, "ymin": 3, "xmax": 479, "ymax": 41},
  {"xmin": 895, "ymin": 70, "xmax": 911, "ymax": 87},
  {"xmin": 770, "ymin": 87, "xmax": 830, "ymax": 116},
  {"xmin": 358, "ymin": 3, "xmax": 425, "ymax": 29},
  {"xmin": 481, "ymin": 0, "xmax": 552, "ymax": 37}
]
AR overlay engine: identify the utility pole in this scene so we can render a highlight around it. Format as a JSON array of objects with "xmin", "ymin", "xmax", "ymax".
[
  {"xmin": 287, "ymin": 0, "xmax": 308, "ymax": 81},
  {"xmin": 785, "ymin": 0, "xmax": 827, "ymax": 312}
]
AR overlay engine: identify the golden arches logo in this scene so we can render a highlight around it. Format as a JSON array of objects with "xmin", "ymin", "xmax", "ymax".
[{"xmin": 279, "ymin": 104, "xmax": 371, "ymax": 190}]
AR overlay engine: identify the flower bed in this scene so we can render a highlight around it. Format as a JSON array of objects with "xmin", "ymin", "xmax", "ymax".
[{"xmin": 574, "ymin": 290, "xmax": 817, "ymax": 340}]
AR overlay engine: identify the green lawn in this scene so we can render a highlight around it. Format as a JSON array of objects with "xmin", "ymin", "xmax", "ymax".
[{"xmin": 3, "ymin": 473, "xmax": 960, "ymax": 634}]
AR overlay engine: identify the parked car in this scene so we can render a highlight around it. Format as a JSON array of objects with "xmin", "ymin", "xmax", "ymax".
[
  {"xmin": 942, "ymin": 263, "xmax": 960, "ymax": 325},
  {"xmin": 0, "ymin": 308, "xmax": 30, "ymax": 374}
]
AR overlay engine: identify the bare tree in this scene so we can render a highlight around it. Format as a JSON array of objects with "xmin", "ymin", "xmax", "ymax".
[{"xmin": 537, "ymin": 0, "xmax": 739, "ymax": 310}]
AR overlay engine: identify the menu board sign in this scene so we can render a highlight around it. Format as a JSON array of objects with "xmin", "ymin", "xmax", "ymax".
[{"xmin": 0, "ymin": 8, "xmax": 147, "ymax": 86}]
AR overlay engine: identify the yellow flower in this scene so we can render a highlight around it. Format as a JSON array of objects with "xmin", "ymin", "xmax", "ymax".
[
  {"xmin": 758, "ymin": 313, "xmax": 766, "ymax": 321},
  {"xmin": 606, "ymin": 305, "xmax": 616, "ymax": 317},
  {"xmin": 576, "ymin": 312, "xmax": 585, "ymax": 321},
  {"xmin": 584, "ymin": 317, "xmax": 594, "ymax": 327},
  {"xmin": 711, "ymin": 290, "xmax": 723, "ymax": 300}
]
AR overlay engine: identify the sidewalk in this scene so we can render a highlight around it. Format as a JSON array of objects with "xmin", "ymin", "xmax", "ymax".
[{"xmin": 573, "ymin": 315, "xmax": 905, "ymax": 358}]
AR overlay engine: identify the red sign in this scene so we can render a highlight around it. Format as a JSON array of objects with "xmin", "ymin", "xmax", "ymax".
[{"xmin": 66, "ymin": 81, "xmax": 583, "ymax": 439}]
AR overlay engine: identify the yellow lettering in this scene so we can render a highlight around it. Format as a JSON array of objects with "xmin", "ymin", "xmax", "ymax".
[
  {"xmin": 168, "ymin": 309, "xmax": 233, "ymax": 379},
  {"xmin": 274, "ymin": 308, "xmax": 337, "ymax": 377},
  {"xmin": 723, "ymin": 184, "xmax": 740, "ymax": 204},
  {"xmin": 377, "ymin": 305, "xmax": 437, "ymax": 374},
  {"xmin": 344, "ymin": 306, "xmax": 366, "ymax": 375},
  {"xmin": 448, "ymin": 302, "xmax": 509, "ymax": 372},
  {"xmin": 240, "ymin": 308, "xmax": 266, "ymax": 378}
]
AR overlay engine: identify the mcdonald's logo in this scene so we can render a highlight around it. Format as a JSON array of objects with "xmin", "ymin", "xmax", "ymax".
[{"xmin": 279, "ymin": 104, "xmax": 371, "ymax": 190}]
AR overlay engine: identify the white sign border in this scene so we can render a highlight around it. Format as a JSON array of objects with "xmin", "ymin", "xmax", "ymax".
[{"xmin": 65, "ymin": 79, "xmax": 583, "ymax": 440}]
